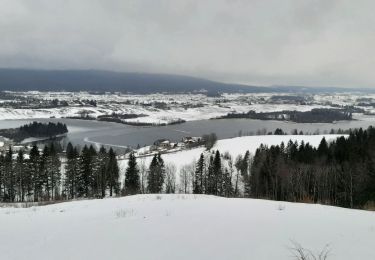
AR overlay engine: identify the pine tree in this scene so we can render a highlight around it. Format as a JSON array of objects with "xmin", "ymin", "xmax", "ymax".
[
  {"xmin": 64, "ymin": 143, "xmax": 79, "ymax": 199},
  {"xmin": 15, "ymin": 149, "xmax": 26, "ymax": 201},
  {"xmin": 212, "ymin": 150, "xmax": 223, "ymax": 195},
  {"xmin": 40, "ymin": 145, "xmax": 50, "ymax": 200},
  {"xmin": 77, "ymin": 145, "xmax": 92, "ymax": 197},
  {"xmin": 96, "ymin": 146, "xmax": 108, "ymax": 198},
  {"xmin": 29, "ymin": 144, "xmax": 40, "ymax": 202},
  {"xmin": 147, "ymin": 153, "xmax": 165, "ymax": 193},
  {"xmin": 317, "ymin": 137, "xmax": 329, "ymax": 157},
  {"xmin": 48, "ymin": 144, "xmax": 61, "ymax": 200},
  {"xmin": 107, "ymin": 148, "xmax": 120, "ymax": 196},
  {"xmin": 193, "ymin": 153, "xmax": 205, "ymax": 194},
  {"xmin": 124, "ymin": 152, "xmax": 140, "ymax": 195},
  {"xmin": 0, "ymin": 154, "xmax": 4, "ymax": 200},
  {"xmin": 88, "ymin": 145, "xmax": 98, "ymax": 196},
  {"xmin": 4, "ymin": 147, "xmax": 15, "ymax": 202},
  {"xmin": 206, "ymin": 155, "xmax": 215, "ymax": 194}
]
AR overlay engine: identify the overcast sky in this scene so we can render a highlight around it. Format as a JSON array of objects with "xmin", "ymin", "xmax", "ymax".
[{"xmin": 0, "ymin": 0, "xmax": 374, "ymax": 88}]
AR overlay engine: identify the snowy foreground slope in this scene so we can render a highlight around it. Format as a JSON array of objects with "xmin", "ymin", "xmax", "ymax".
[{"xmin": 1, "ymin": 195, "xmax": 374, "ymax": 260}]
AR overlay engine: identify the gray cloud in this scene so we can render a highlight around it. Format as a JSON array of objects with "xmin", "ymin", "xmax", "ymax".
[{"xmin": 0, "ymin": 0, "xmax": 374, "ymax": 87}]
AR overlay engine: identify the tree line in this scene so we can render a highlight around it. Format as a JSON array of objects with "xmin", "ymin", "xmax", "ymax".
[
  {"xmin": 122, "ymin": 127, "xmax": 375, "ymax": 209},
  {"xmin": 0, "ymin": 143, "xmax": 119, "ymax": 202},
  {"xmin": 220, "ymin": 108, "xmax": 353, "ymax": 123},
  {"xmin": 1, "ymin": 127, "xmax": 374, "ymax": 210},
  {"xmin": 0, "ymin": 121, "xmax": 68, "ymax": 142},
  {"xmin": 245, "ymin": 127, "xmax": 375, "ymax": 208}
]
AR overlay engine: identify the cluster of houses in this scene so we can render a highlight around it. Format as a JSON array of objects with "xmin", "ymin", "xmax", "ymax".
[
  {"xmin": 127, "ymin": 136, "xmax": 203, "ymax": 158},
  {"xmin": 152, "ymin": 136, "xmax": 202, "ymax": 151}
]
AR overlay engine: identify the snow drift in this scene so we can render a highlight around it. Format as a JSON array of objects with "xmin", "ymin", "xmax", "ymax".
[{"xmin": 0, "ymin": 194, "xmax": 374, "ymax": 260}]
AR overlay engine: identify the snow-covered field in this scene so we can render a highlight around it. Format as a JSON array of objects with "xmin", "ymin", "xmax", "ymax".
[
  {"xmin": 0, "ymin": 194, "xmax": 374, "ymax": 260},
  {"xmin": 0, "ymin": 91, "xmax": 360, "ymax": 124}
]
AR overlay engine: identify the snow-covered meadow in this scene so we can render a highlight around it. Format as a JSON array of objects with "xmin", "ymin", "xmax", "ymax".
[
  {"xmin": 0, "ymin": 194, "xmax": 374, "ymax": 260},
  {"xmin": 0, "ymin": 91, "xmax": 363, "ymax": 124}
]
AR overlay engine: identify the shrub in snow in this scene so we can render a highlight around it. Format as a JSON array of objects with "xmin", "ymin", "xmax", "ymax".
[
  {"xmin": 115, "ymin": 208, "xmax": 136, "ymax": 218},
  {"xmin": 289, "ymin": 241, "xmax": 330, "ymax": 260}
]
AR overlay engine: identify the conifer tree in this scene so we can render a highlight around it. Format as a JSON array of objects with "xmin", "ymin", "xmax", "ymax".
[
  {"xmin": 77, "ymin": 145, "xmax": 92, "ymax": 197},
  {"xmin": 0, "ymin": 154, "xmax": 4, "ymax": 200},
  {"xmin": 96, "ymin": 146, "xmax": 108, "ymax": 198},
  {"xmin": 48, "ymin": 144, "xmax": 61, "ymax": 200},
  {"xmin": 147, "ymin": 153, "xmax": 165, "ymax": 193},
  {"xmin": 107, "ymin": 148, "xmax": 120, "ymax": 196},
  {"xmin": 15, "ymin": 149, "xmax": 26, "ymax": 201},
  {"xmin": 212, "ymin": 150, "xmax": 222, "ymax": 195},
  {"xmin": 4, "ymin": 147, "xmax": 15, "ymax": 202},
  {"xmin": 193, "ymin": 153, "xmax": 205, "ymax": 194},
  {"xmin": 206, "ymin": 155, "xmax": 215, "ymax": 194},
  {"xmin": 124, "ymin": 152, "xmax": 140, "ymax": 195},
  {"xmin": 29, "ymin": 144, "xmax": 40, "ymax": 201},
  {"xmin": 64, "ymin": 142, "xmax": 79, "ymax": 199},
  {"xmin": 40, "ymin": 145, "xmax": 50, "ymax": 199}
]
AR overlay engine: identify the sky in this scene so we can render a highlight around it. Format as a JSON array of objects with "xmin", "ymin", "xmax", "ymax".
[{"xmin": 0, "ymin": 0, "xmax": 374, "ymax": 88}]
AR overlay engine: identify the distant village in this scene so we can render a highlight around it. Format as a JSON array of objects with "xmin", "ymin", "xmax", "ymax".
[{"xmin": 118, "ymin": 136, "xmax": 204, "ymax": 159}]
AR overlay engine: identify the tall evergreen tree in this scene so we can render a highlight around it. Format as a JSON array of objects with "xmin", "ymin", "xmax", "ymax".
[
  {"xmin": 15, "ymin": 149, "xmax": 26, "ymax": 201},
  {"xmin": 212, "ymin": 150, "xmax": 223, "ymax": 195},
  {"xmin": 0, "ymin": 154, "xmax": 4, "ymax": 200},
  {"xmin": 48, "ymin": 144, "xmax": 61, "ymax": 200},
  {"xmin": 29, "ymin": 144, "xmax": 40, "ymax": 202},
  {"xmin": 193, "ymin": 153, "xmax": 205, "ymax": 194},
  {"xmin": 40, "ymin": 145, "xmax": 50, "ymax": 199},
  {"xmin": 96, "ymin": 146, "xmax": 108, "ymax": 198},
  {"xmin": 124, "ymin": 152, "xmax": 140, "ymax": 195},
  {"xmin": 147, "ymin": 153, "xmax": 165, "ymax": 193},
  {"xmin": 107, "ymin": 148, "xmax": 120, "ymax": 196},
  {"xmin": 4, "ymin": 147, "xmax": 15, "ymax": 202},
  {"xmin": 64, "ymin": 142, "xmax": 79, "ymax": 199},
  {"xmin": 77, "ymin": 145, "xmax": 92, "ymax": 197},
  {"xmin": 206, "ymin": 154, "xmax": 215, "ymax": 195}
]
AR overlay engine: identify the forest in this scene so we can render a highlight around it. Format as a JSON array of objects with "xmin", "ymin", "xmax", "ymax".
[
  {"xmin": 0, "ymin": 143, "xmax": 119, "ymax": 202},
  {"xmin": 0, "ymin": 121, "xmax": 68, "ymax": 142},
  {"xmin": 0, "ymin": 127, "xmax": 374, "ymax": 210},
  {"xmin": 220, "ymin": 108, "xmax": 353, "ymax": 123}
]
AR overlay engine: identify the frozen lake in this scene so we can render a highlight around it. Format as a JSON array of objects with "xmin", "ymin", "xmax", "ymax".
[{"xmin": 0, "ymin": 117, "xmax": 375, "ymax": 150}]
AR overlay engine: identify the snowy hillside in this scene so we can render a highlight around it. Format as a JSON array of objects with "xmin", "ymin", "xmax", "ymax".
[
  {"xmin": 0, "ymin": 195, "xmax": 374, "ymax": 260},
  {"xmin": 120, "ymin": 134, "xmax": 345, "ymax": 177}
]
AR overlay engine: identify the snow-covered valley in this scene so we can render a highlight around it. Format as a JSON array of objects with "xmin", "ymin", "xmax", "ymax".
[
  {"xmin": 2, "ymin": 91, "xmax": 375, "ymax": 125},
  {"xmin": 0, "ymin": 194, "xmax": 374, "ymax": 260}
]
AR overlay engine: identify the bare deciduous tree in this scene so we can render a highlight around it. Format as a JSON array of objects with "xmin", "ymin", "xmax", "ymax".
[
  {"xmin": 179, "ymin": 163, "xmax": 195, "ymax": 194},
  {"xmin": 165, "ymin": 163, "xmax": 176, "ymax": 194}
]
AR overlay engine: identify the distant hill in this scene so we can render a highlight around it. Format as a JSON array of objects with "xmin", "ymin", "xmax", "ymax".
[
  {"xmin": 0, "ymin": 69, "xmax": 271, "ymax": 94},
  {"xmin": 0, "ymin": 68, "xmax": 372, "ymax": 94}
]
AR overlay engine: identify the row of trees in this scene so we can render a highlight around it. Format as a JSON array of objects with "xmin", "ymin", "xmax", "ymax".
[
  {"xmin": 246, "ymin": 127, "xmax": 375, "ymax": 208},
  {"xmin": 19, "ymin": 121, "xmax": 68, "ymax": 137},
  {"xmin": 123, "ymin": 127, "xmax": 375, "ymax": 209},
  {"xmin": 0, "ymin": 143, "xmax": 120, "ymax": 202},
  {"xmin": 1, "ymin": 127, "xmax": 374, "ymax": 209},
  {"xmin": 64, "ymin": 143, "xmax": 120, "ymax": 199},
  {"xmin": 0, "ymin": 144, "xmax": 61, "ymax": 202},
  {"xmin": 124, "ymin": 150, "xmax": 238, "ymax": 197}
]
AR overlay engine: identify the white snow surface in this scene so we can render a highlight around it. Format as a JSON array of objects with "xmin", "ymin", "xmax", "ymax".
[
  {"xmin": 0, "ymin": 91, "xmax": 337, "ymax": 124},
  {"xmin": 0, "ymin": 194, "xmax": 374, "ymax": 260}
]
